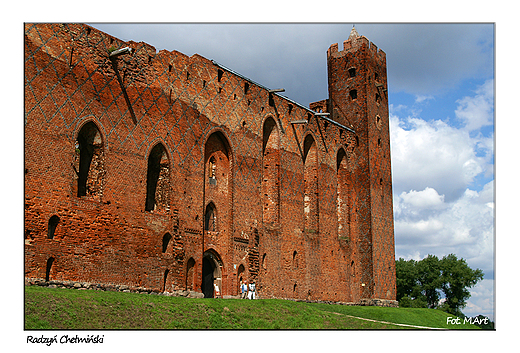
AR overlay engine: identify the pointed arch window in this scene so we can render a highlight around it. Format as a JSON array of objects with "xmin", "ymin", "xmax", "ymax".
[
  {"xmin": 262, "ymin": 117, "xmax": 280, "ymax": 224},
  {"xmin": 204, "ymin": 202, "xmax": 217, "ymax": 232},
  {"xmin": 162, "ymin": 233, "xmax": 172, "ymax": 253},
  {"xmin": 303, "ymin": 134, "xmax": 318, "ymax": 233},
  {"xmin": 47, "ymin": 215, "xmax": 60, "ymax": 240},
  {"xmin": 145, "ymin": 143, "xmax": 170, "ymax": 212},
  {"xmin": 75, "ymin": 121, "xmax": 105, "ymax": 199}
]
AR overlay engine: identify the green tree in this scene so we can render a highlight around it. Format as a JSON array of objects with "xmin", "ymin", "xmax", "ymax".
[
  {"xmin": 395, "ymin": 258, "xmax": 418, "ymax": 301},
  {"xmin": 438, "ymin": 254, "xmax": 484, "ymax": 317},
  {"xmin": 416, "ymin": 254, "xmax": 442, "ymax": 308},
  {"xmin": 395, "ymin": 254, "xmax": 483, "ymax": 315}
]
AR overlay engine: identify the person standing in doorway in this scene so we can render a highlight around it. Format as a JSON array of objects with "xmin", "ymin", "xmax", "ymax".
[{"xmin": 214, "ymin": 283, "xmax": 220, "ymax": 298}]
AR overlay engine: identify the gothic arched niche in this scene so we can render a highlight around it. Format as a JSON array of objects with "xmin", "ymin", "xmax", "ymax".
[
  {"xmin": 145, "ymin": 143, "xmax": 170, "ymax": 212},
  {"xmin": 75, "ymin": 121, "xmax": 105, "ymax": 200},
  {"xmin": 203, "ymin": 131, "xmax": 232, "ymax": 240},
  {"xmin": 303, "ymin": 134, "xmax": 318, "ymax": 233},
  {"xmin": 262, "ymin": 117, "xmax": 280, "ymax": 224}
]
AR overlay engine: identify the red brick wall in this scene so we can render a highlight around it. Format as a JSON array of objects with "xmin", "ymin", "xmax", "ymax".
[{"xmin": 24, "ymin": 23, "xmax": 395, "ymax": 303}]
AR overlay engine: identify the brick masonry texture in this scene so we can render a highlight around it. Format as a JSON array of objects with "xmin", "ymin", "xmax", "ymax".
[{"xmin": 24, "ymin": 23, "xmax": 396, "ymax": 304}]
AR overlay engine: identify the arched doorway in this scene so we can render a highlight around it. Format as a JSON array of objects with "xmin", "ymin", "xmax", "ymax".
[{"xmin": 201, "ymin": 250, "xmax": 222, "ymax": 298}]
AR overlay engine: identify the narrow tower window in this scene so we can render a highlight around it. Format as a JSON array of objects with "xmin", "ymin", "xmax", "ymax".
[
  {"xmin": 348, "ymin": 67, "xmax": 356, "ymax": 77},
  {"xmin": 337, "ymin": 148, "xmax": 350, "ymax": 240},
  {"xmin": 350, "ymin": 89, "xmax": 357, "ymax": 100}
]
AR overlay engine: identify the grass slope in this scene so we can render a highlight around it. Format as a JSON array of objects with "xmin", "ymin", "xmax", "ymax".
[{"xmin": 24, "ymin": 286, "xmax": 478, "ymax": 330}]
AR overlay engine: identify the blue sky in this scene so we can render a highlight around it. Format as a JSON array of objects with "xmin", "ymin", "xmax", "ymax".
[{"xmin": 88, "ymin": 23, "xmax": 495, "ymax": 321}]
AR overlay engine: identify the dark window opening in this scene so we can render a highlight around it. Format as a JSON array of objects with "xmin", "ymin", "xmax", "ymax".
[
  {"xmin": 244, "ymin": 82, "xmax": 249, "ymax": 94},
  {"xmin": 168, "ymin": 64, "xmax": 172, "ymax": 72},
  {"xmin": 186, "ymin": 71, "xmax": 190, "ymax": 80},
  {"xmin": 145, "ymin": 144, "xmax": 170, "ymax": 212},
  {"xmin": 76, "ymin": 122, "xmax": 104, "ymax": 198},
  {"xmin": 45, "ymin": 257, "xmax": 55, "ymax": 281},
  {"xmin": 162, "ymin": 233, "xmax": 172, "ymax": 253},
  {"xmin": 288, "ymin": 104, "xmax": 293, "ymax": 115},
  {"xmin": 350, "ymin": 89, "xmax": 357, "ymax": 100},
  {"xmin": 204, "ymin": 203, "xmax": 217, "ymax": 231},
  {"xmin": 348, "ymin": 67, "xmax": 356, "ymax": 77},
  {"xmin": 217, "ymin": 69, "xmax": 223, "ymax": 82},
  {"xmin": 162, "ymin": 269, "xmax": 169, "ymax": 292},
  {"xmin": 47, "ymin": 215, "xmax": 60, "ymax": 240}
]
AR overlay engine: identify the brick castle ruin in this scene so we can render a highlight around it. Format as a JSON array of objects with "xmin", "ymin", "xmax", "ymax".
[{"xmin": 24, "ymin": 23, "xmax": 396, "ymax": 305}]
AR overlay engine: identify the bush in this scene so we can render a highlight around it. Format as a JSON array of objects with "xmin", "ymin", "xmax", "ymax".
[{"xmin": 399, "ymin": 295, "xmax": 427, "ymax": 308}]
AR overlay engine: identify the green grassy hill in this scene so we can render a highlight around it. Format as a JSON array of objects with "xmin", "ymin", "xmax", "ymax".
[{"xmin": 24, "ymin": 286, "xmax": 478, "ymax": 330}]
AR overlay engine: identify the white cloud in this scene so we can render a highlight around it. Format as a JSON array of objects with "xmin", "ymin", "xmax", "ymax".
[
  {"xmin": 394, "ymin": 182, "xmax": 494, "ymax": 319},
  {"xmin": 390, "ymin": 114, "xmax": 487, "ymax": 201},
  {"xmin": 395, "ymin": 183, "xmax": 494, "ymax": 268},
  {"xmin": 455, "ymin": 79, "xmax": 494, "ymax": 131},
  {"xmin": 415, "ymin": 95, "xmax": 434, "ymax": 104},
  {"xmin": 400, "ymin": 187, "xmax": 445, "ymax": 209},
  {"xmin": 391, "ymin": 81, "xmax": 494, "ymax": 280}
]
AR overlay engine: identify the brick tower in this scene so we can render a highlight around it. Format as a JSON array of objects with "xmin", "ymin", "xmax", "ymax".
[{"xmin": 325, "ymin": 26, "xmax": 396, "ymax": 301}]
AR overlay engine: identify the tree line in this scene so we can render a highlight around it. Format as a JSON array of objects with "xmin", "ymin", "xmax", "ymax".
[{"xmin": 395, "ymin": 253, "xmax": 493, "ymax": 329}]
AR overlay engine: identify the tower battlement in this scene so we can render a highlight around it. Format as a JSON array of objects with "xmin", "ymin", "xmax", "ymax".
[{"xmin": 327, "ymin": 29, "xmax": 386, "ymax": 64}]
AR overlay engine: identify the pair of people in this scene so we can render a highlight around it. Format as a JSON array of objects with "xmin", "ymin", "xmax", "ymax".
[{"xmin": 240, "ymin": 280, "xmax": 256, "ymax": 299}]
